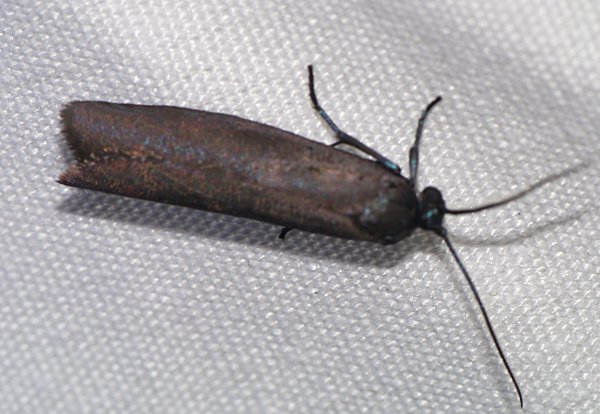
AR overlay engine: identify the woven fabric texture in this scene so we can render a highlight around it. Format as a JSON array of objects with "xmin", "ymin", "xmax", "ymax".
[{"xmin": 1, "ymin": 1, "xmax": 599, "ymax": 413}]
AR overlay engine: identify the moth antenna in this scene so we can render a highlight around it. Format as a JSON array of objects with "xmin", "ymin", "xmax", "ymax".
[
  {"xmin": 445, "ymin": 164, "xmax": 585, "ymax": 215},
  {"xmin": 435, "ymin": 228, "xmax": 523, "ymax": 408}
]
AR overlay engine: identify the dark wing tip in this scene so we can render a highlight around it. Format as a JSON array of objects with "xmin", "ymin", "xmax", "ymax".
[
  {"xmin": 60, "ymin": 101, "xmax": 120, "ymax": 160},
  {"xmin": 61, "ymin": 101, "xmax": 110, "ymax": 159},
  {"xmin": 59, "ymin": 102, "xmax": 95, "ymax": 185},
  {"xmin": 60, "ymin": 101, "xmax": 87, "ymax": 161},
  {"xmin": 57, "ymin": 164, "xmax": 84, "ymax": 188}
]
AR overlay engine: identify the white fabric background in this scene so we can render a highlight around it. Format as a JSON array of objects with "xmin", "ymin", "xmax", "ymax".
[{"xmin": 1, "ymin": 1, "xmax": 599, "ymax": 413}]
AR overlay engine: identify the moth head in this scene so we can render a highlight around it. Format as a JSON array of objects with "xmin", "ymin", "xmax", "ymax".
[{"xmin": 418, "ymin": 186, "xmax": 446, "ymax": 231}]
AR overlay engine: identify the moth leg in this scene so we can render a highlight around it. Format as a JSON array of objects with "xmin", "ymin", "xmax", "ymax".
[
  {"xmin": 409, "ymin": 96, "xmax": 442, "ymax": 188},
  {"xmin": 279, "ymin": 226, "xmax": 293, "ymax": 240},
  {"xmin": 308, "ymin": 65, "xmax": 401, "ymax": 174}
]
